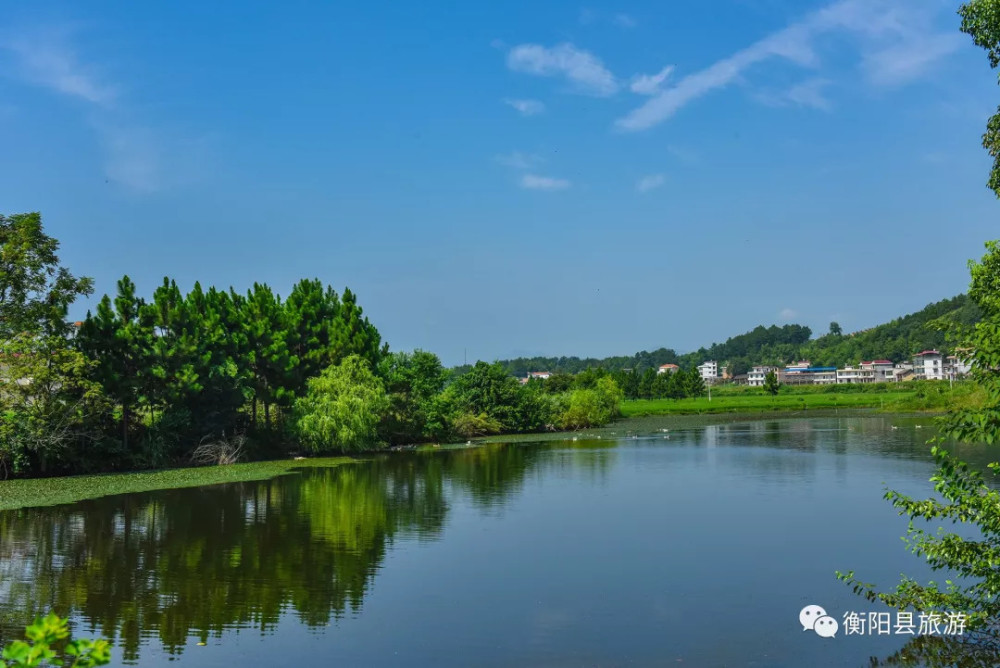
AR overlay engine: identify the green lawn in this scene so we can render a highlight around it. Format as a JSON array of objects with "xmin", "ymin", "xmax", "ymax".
[
  {"xmin": 0, "ymin": 456, "xmax": 352, "ymax": 511},
  {"xmin": 621, "ymin": 383, "xmax": 979, "ymax": 417}
]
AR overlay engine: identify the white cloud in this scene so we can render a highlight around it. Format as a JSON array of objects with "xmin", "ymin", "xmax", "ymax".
[
  {"xmin": 779, "ymin": 308, "xmax": 798, "ymax": 320},
  {"xmin": 0, "ymin": 26, "xmax": 211, "ymax": 193},
  {"xmin": 614, "ymin": 14, "xmax": 637, "ymax": 28},
  {"xmin": 521, "ymin": 174, "xmax": 571, "ymax": 190},
  {"xmin": 756, "ymin": 77, "xmax": 832, "ymax": 111},
  {"xmin": 862, "ymin": 33, "xmax": 964, "ymax": 86},
  {"xmin": 615, "ymin": 0, "xmax": 962, "ymax": 132},
  {"xmin": 636, "ymin": 173, "xmax": 666, "ymax": 192},
  {"xmin": 503, "ymin": 98, "xmax": 545, "ymax": 116},
  {"xmin": 2, "ymin": 30, "xmax": 117, "ymax": 106},
  {"xmin": 495, "ymin": 151, "xmax": 543, "ymax": 170},
  {"xmin": 507, "ymin": 43, "xmax": 618, "ymax": 97},
  {"xmin": 630, "ymin": 66, "xmax": 674, "ymax": 95}
]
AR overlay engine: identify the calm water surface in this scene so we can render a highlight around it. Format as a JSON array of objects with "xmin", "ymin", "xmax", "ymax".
[{"xmin": 1, "ymin": 416, "xmax": 996, "ymax": 667}]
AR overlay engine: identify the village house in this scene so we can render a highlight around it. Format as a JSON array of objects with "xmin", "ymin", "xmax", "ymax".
[
  {"xmin": 657, "ymin": 364, "xmax": 679, "ymax": 375},
  {"xmin": 747, "ymin": 365, "xmax": 779, "ymax": 387},
  {"xmin": 913, "ymin": 350, "xmax": 945, "ymax": 381},
  {"xmin": 945, "ymin": 353, "xmax": 972, "ymax": 378},
  {"xmin": 778, "ymin": 361, "xmax": 838, "ymax": 385},
  {"xmin": 697, "ymin": 361, "xmax": 719, "ymax": 384}
]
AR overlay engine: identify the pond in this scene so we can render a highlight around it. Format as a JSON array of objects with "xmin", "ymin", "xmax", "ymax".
[{"xmin": 0, "ymin": 416, "xmax": 996, "ymax": 667}]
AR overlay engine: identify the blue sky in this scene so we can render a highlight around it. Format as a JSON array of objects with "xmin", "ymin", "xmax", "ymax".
[{"xmin": 0, "ymin": 0, "xmax": 997, "ymax": 366}]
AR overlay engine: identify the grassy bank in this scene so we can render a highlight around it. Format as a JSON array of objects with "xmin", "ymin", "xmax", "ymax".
[
  {"xmin": 622, "ymin": 382, "xmax": 982, "ymax": 417},
  {"xmin": 0, "ymin": 456, "xmax": 352, "ymax": 512}
]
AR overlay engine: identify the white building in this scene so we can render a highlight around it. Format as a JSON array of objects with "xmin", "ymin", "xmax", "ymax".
[
  {"xmin": 945, "ymin": 354, "xmax": 972, "ymax": 379},
  {"xmin": 697, "ymin": 361, "xmax": 719, "ymax": 384},
  {"xmin": 747, "ymin": 365, "xmax": 779, "ymax": 387},
  {"xmin": 836, "ymin": 365, "xmax": 866, "ymax": 384},
  {"xmin": 913, "ymin": 350, "xmax": 945, "ymax": 381},
  {"xmin": 657, "ymin": 364, "xmax": 679, "ymax": 375},
  {"xmin": 528, "ymin": 371, "xmax": 552, "ymax": 380},
  {"xmin": 837, "ymin": 360, "xmax": 895, "ymax": 384},
  {"xmin": 862, "ymin": 360, "xmax": 895, "ymax": 382}
]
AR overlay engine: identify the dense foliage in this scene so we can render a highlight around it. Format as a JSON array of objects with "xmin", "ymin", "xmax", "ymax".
[
  {"xmin": 609, "ymin": 367, "xmax": 706, "ymax": 401},
  {"xmin": 0, "ymin": 213, "xmax": 625, "ymax": 478},
  {"xmin": 1, "ymin": 612, "xmax": 110, "ymax": 667},
  {"xmin": 293, "ymin": 355, "xmax": 389, "ymax": 453}
]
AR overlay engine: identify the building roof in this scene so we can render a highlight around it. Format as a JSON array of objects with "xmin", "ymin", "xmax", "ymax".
[
  {"xmin": 659, "ymin": 364, "xmax": 678, "ymax": 369},
  {"xmin": 785, "ymin": 367, "xmax": 836, "ymax": 373},
  {"xmin": 915, "ymin": 350, "xmax": 941, "ymax": 357}
]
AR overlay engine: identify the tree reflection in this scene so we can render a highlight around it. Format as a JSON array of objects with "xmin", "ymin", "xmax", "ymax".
[
  {"xmin": 867, "ymin": 627, "xmax": 1000, "ymax": 667},
  {"xmin": 0, "ymin": 458, "xmax": 448, "ymax": 662}
]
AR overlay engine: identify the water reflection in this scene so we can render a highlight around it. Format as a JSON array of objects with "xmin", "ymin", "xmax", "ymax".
[
  {"xmin": 0, "ymin": 442, "xmax": 619, "ymax": 663},
  {"xmin": 0, "ymin": 460, "xmax": 449, "ymax": 661},
  {"xmin": 867, "ymin": 628, "xmax": 1000, "ymax": 667},
  {"xmin": 1, "ymin": 417, "xmax": 999, "ymax": 667}
]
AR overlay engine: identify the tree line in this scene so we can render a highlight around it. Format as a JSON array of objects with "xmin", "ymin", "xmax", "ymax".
[
  {"xmin": 0, "ymin": 213, "xmax": 623, "ymax": 479},
  {"xmin": 490, "ymin": 297, "xmax": 979, "ymax": 379}
]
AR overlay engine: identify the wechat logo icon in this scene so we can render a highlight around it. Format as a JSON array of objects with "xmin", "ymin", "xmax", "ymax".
[{"xmin": 800, "ymin": 604, "xmax": 839, "ymax": 638}]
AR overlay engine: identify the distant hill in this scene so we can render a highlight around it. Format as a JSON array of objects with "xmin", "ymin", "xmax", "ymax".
[{"xmin": 474, "ymin": 295, "xmax": 979, "ymax": 377}]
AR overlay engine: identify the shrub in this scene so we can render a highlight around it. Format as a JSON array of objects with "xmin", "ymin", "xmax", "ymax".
[
  {"xmin": 452, "ymin": 412, "xmax": 504, "ymax": 438},
  {"xmin": 292, "ymin": 355, "xmax": 389, "ymax": 453},
  {"xmin": 1, "ymin": 612, "xmax": 110, "ymax": 667}
]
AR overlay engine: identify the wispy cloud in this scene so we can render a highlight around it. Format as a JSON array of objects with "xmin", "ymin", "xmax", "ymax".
[
  {"xmin": 630, "ymin": 66, "xmax": 674, "ymax": 95},
  {"xmin": 636, "ymin": 173, "xmax": 666, "ymax": 192},
  {"xmin": 3, "ymin": 29, "xmax": 117, "ymax": 106},
  {"xmin": 862, "ymin": 33, "xmax": 964, "ymax": 87},
  {"xmin": 779, "ymin": 307, "xmax": 798, "ymax": 320},
  {"xmin": 503, "ymin": 98, "xmax": 546, "ymax": 116},
  {"xmin": 521, "ymin": 174, "xmax": 571, "ymax": 191},
  {"xmin": 755, "ymin": 77, "xmax": 833, "ymax": 110},
  {"xmin": 507, "ymin": 43, "xmax": 618, "ymax": 97},
  {"xmin": 0, "ymin": 26, "xmax": 208, "ymax": 192},
  {"xmin": 614, "ymin": 14, "xmax": 637, "ymax": 29},
  {"xmin": 615, "ymin": 0, "xmax": 962, "ymax": 131},
  {"xmin": 495, "ymin": 151, "xmax": 544, "ymax": 170}
]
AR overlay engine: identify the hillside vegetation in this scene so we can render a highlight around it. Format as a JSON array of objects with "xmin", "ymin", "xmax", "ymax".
[{"xmin": 489, "ymin": 295, "xmax": 980, "ymax": 376}]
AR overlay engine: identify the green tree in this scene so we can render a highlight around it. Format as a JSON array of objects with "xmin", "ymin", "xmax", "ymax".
[
  {"xmin": 447, "ymin": 361, "xmax": 548, "ymax": 433},
  {"xmin": 293, "ymin": 355, "xmax": 389, "ymax": 453},
  {"xmin": 0, "ymin": 335, "xmax": 106, "ymax": 477},
  {"xmin": 961, "ymin": 0, "xmax": 1000, "ymax": 196},
  {"xmin": 378, "ymin": 350, "xmax": 448, "ymax": 443},
  {"xmin": 763, "ymin": 370, "xmax": 781, "ymax": 396},
  {"xmin": 638, "ymin": 367, "xmax": 656, "ymax": 399},
  {"xmin": 242, "ymin": 282, "xmax": 295, "ymax": 428},
  {"xmin": 683, "ymin": 368, "xmax": 706, "ymax": 398},
  {"xmin": 557, "ymin": 376, "xmax": 623, "ymax": 429},
  {"xmin": 0, "ymin": 213, "xmax": 93, "ymax": 339},
  {"xmin": 838, "ymin": 240, "xmax": 1000, "ymax": 627},
  {"xmin": 76, "ymin": 277, "xmax": 156, "ymax": 454},
  {"xmin": 829, "ymin": 321, "xmax": 843, "ymax": 336}
]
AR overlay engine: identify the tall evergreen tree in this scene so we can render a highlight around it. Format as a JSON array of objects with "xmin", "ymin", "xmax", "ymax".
[{"xmin": 77, "ymin": 277, "xmax": 155, "ymax": 452}]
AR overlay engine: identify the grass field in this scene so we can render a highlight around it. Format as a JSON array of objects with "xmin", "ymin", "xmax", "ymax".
[
  {"xmin": 622, "ymin": 381, "xmax": 983, "ymax": 417},
  {"xmin": 0, "ymin": 456, "xmax": 352, "ymax": 511}
]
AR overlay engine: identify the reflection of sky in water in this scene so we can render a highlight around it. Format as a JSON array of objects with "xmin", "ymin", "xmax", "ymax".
[{"xmin": 0, "ymin": 416, "xmax": 993, "ymax": 667}]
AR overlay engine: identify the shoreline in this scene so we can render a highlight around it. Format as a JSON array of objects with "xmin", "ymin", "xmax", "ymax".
[{"xmin": 0, "ymin": 410, "xmax": 941, "ymax": 512}]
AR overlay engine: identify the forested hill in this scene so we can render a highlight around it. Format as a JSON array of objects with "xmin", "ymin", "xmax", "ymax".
[{"xmin": 482, "ymin": 295, "xmax": 979, "ymax": 376}]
